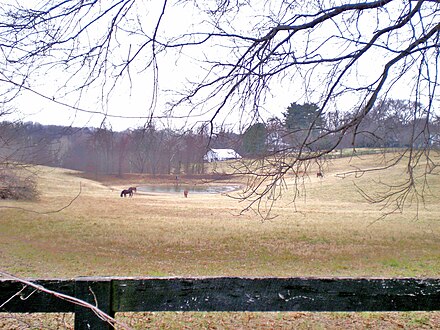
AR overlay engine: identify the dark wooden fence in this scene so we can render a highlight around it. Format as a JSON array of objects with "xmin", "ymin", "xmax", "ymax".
[{"xmin": 1, "ymin": 277, "xmax": 440, "ymax": 329}]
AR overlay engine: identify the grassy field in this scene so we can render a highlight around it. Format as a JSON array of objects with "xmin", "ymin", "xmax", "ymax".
[{"xmin": 1, "ymin": 153, "xmax": 440, "ymax": 328}]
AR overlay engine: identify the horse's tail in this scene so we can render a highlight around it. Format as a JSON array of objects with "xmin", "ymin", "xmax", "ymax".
[{"xmin": 120, "ymin": 190, "xmax": 124, "ymax": 197}]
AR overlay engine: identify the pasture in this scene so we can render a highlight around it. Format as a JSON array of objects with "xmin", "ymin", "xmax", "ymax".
[{"xmin": 1, "ymin": 152, "xmax": 440, "ymax": 328}]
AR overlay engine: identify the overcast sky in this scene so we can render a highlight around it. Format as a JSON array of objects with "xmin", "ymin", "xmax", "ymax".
[{"xmin": 2, "ymin": 0, "xmax": 437, "ymax": 132}]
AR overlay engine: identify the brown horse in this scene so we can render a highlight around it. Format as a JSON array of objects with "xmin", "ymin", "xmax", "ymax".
[
  {"xmin": 183, "ymin": 189, "xmax": 189, "ymax": 198},
  {"xmin": 120, "ymin": 189, "xmax": 133, "ymax": 197},
  {"xmin": 316, "ymin": 172, "xmax": 323, "ymax": 178}
]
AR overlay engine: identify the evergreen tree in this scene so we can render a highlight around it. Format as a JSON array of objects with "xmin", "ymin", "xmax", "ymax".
[
  {"xmin": 242, "ymin": 123, "xmax": 267, "ymax": 156},
  {"xmin": 283, "ymin": 103, "xmax": 323, "ymax": 131}
]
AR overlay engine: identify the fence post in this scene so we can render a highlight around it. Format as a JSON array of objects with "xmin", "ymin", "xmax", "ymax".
[{"xmin": 74, "ymin": 277, "xmax": 114, "ymax": 330}]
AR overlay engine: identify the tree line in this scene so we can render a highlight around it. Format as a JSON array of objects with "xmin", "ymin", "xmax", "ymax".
[
  {"xmin": 245, "ymin": 99, "xmax": 440, "ymax": 157},
  {"xmin": 0, "ymin": 121, "xmax": 234, "ymax": 177},
  {"xmin": 1, "ymin": 98, "xmax": 438, "ymax": 179}
]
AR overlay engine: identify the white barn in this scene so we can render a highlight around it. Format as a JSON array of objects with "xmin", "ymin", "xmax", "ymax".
[{"xmin": 204, "ymin": 148, "xmax": 242, "ymax": 162}]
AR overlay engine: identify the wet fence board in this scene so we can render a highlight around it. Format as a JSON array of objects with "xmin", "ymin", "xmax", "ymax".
[{"xmin": 1, "ymin": 277, "xmax": 440, "ymax": 329}]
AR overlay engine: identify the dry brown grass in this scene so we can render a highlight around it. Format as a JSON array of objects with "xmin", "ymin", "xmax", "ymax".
[
  {"xmin": 1, "ymin": 155, "xmax": 439, "ymax": 278},
  {"xmin": 2, "ymin": 311, "xmax": 440, "ymax": 329},
  {"xmin": 1, "ymin": 153, "xmax": 439, "ymax": 328}
]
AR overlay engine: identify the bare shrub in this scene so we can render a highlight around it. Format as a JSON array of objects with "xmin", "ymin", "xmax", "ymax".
[{"xmin": 0, "ymin": 168, "xmax": 38, "ymax": 200}]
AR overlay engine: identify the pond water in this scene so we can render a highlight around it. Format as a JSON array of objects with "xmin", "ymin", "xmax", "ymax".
[{"xmin": 137, "ymin": 184, "xmax": 241, "ymax": 194}]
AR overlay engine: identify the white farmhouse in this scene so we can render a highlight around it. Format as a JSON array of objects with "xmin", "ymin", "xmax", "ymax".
[{"xmin": 204, "ymin": 148, "xmax": 242, "ymax": 162}]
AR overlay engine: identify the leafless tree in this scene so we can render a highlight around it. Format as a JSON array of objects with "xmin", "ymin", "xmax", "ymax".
[
  {"xmin": 0, "ymin": 0, "xmax": 439, "ymax": 215},
  {"xmin": 89, "ymin": 123, "xmax": 116, "ymax": 177}
]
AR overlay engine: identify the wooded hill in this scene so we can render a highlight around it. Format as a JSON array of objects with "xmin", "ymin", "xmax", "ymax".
[{"xmin": 1, "ymin": 99, "xmax": 439, "ymax": 177}]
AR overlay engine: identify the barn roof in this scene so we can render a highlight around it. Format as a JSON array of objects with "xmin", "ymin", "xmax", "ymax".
[{"xmin": 210, "ymin": 148, "xmax": 241, "ymax": 159}]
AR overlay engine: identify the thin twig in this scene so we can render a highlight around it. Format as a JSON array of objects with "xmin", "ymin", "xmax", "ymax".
[{"xmin": 0, "ymin": 271, "xmax": 133, "ymax": 330}]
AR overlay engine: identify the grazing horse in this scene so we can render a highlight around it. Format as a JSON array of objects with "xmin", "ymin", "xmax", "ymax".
[
  {"xmin": 183, "ymin": 189, "xmax": 189, "ymax": 198},
  {"xmin": 316, "ymin": 172, "xmax": 323, "ymax": 178},
  {"xmin": 120, "ymin": 189, "xmax": 133, "ymax": 197}
]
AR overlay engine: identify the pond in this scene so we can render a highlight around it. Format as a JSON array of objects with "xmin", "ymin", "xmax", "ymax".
[{"xmin": 137, "ymin": 184, "xmax": 241, "ymax": 195}]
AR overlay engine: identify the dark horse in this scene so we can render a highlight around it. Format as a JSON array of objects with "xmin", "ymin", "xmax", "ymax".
[{"xmin": 120, "ymin": 188, "xmax": 133, "ymax": 197}]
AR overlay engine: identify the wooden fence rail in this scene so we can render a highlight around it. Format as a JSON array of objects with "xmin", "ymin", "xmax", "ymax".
[{"xmin": 1, "ymin": 277, "xmax": 440, "ymax": 329}]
